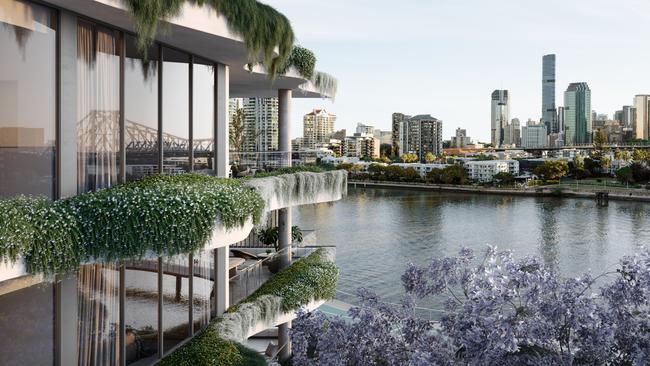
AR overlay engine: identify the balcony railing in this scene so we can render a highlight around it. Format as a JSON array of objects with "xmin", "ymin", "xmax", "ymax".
[
  {"xmin": 229, "ymin": 246, "xmax": 321, "ymax": 306},
  {"xmin": 229, "ymin": 151, "xmax": 319, "ymax": 177}
]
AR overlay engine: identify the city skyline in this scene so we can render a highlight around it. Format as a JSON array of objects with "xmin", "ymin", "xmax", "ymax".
[{"xmin": 265, "ymin": 0, "xmax": 650, "ymax": 141}]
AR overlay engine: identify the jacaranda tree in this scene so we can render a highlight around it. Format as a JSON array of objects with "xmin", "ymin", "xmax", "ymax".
[{"xmin": 291, "ymin": 246, "xmax": 650, "ymax": 365}]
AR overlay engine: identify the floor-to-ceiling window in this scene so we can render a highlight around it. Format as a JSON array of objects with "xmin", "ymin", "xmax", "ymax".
[
  {"xmin": 193, "ymin": 58, "xmax": 214, "ymax": 173},
  {"xmin": 125, "ymin": 260, "xmax": 159, "ymax": 365},
  {"xmin": 0, "ymin": 282, "xmax": 54, "ymax": 365},
  {"xmin": 162, "ymin": 255, "xmax": 192, "ymax": 353},
  {"xmin": 77, "ymin": 264, "xmax": 121, "ymax": 366},
  {"xmin": 193, "ymin": 250, "xmax": 213, "ymax": 333},
  {"xmin": 76, "ymin": 21, "xmax": 120, "ymax": 193},
  {"xmin": 0, "ymin": 0, "xmax": 57, "ymax": 198},
  {"xmin": 125, "ymin": 34, "xmax": 159, "ymax": 182},
  {"xmin": 162, "ymin": 47, "xmax": 190, "ymax": 174}
]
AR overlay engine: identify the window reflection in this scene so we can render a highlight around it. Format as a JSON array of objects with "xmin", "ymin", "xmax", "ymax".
[
  {"xmin": 193, "ymin": 250, "xmax": 213, "ymax": 333},
  {"xmin": 162, "ymin": 255, "xmax": 191, "ymax": 352},
  {"xmin": 77, "ymin": 263, "xmax": 121, "ymax": 365},
  {"xmin": 77, "ymin": 21, "xmax": 120, "ymax": 193},
  {"xmin": 193, "ymin": 59, "xmax": 214, "ymax": 173},
  {"xmin": 125, "ymin": 260, "xmax": 159, "ymax": 364},
  {"xmin": 0, "ymin": 0, "xmax": 56, "ymax": 198},
  {"xmin": 0, "ymin": 282, "xmax": 54, "ymax": 365},
  {"xmin": 162, "ymin": 47, "xmax": 190, "ymax": 174},
  {"xmin": 125, "ymin": 35, "xmax": 159, "ymax": 182}
]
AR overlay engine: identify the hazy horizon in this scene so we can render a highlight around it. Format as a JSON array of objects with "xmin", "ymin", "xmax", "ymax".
[{"xmin": 265, "ymin": 0, "xmax": 650, "ymax": 142}]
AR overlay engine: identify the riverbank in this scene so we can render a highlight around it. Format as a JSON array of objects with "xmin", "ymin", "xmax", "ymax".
[{"xmin": 348, "ymin": 180, "xmax": 650, "ymax": 203}]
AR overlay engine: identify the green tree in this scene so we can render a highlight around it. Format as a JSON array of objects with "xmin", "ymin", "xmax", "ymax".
[
  {"xmin": 600, "ymin": 156, "xmax": 612, "ymax": 172},
  {"xmin": 426, "ymin": 168, "xmax": 444, "ymax": 183},
  {"xmin": 493, "ymin": 172, "xmax": 515, "ymax": 185},
  {"xmin": 534, "ymin": 160, "xmax": 569, "ymax": 181},
  {"xmin": 615, "ymin": 166, "xmax": 634, "ymax": 184},
  {"xmin": 400, "ymin": 153, "xmax": 418, "ymax": 163},
  {"xmin": 229, "ymin": 108, "xmax": 246, "ymax": 152},
  {"xmin": 441, "ymin": 165, "xmax": 468, "ymax": 185},
  {"xmin": 424, "ymin": 152, "xmax": 435, "ymax": 164},
  {"xmin": 592, "ymin": 129, "xmax": 608, "ymax": 158},
  {"xmin": 402, "ymin": 167, "xmax": 421, "ymax": 182}
]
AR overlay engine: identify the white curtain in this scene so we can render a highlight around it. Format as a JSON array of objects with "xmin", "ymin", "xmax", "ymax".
[
  {"xmin": 77, "ymin": 263, "xmax": 121, "ymax": 366},
  {"xmin": 77, "ymin": 22, "xmax": 119, "ymax": 194},
  {"xmin": 194, "ymin": 250, "xmax": 212, "ymax": 332}
]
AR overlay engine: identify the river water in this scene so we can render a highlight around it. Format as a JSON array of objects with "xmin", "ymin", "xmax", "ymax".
[{"xmin": 293, "ymin": 187, "xmax": 650, "ymax": 310}]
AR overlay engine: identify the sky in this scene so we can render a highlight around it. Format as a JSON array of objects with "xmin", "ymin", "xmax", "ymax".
[{"xmin": 264, "ymin": 0, "xmax": 650, "ymax": 142}]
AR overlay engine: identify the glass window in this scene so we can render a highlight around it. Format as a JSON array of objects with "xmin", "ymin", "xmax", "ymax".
[
  {"xmin": 77, "ymin": 263, "xmax": 121, "ymax": 365},
  {"xmin": 162, "ymin": 255, "xmax": 191, "ymax": 353},
  {"xmin": 0, "ymin": 282, "xmax": 54, "ymax": 364},
  {"xmin": 162, "ymin": 47, "xmax": 190, "ymax": 174},
  {"xmin": 193, "ymin": 58, "xmax": 214, "ymax": 173},
  {"xmin": 0, "ymin": 0, "xmax": 57, "ymax": 198},
  {"xmin": 125, "ymin": 34, "xmax": 159, "ymax": 182},
  {"xmin": 77, "ymin": 21, "xmax": 120, "ymax": 193},
  {"xmin": 125, "ymin": 260, "xmax": 159, "ymax": 365},
  {"xmin": 193, "ymin": 250, "xmax": 213, "ymax": 333}
]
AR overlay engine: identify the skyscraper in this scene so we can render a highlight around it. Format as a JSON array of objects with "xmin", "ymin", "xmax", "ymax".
[
  {"xmin": 391, "ymin": 112, "xmax": 410, "ymax": 155},
  {"xmin": 564, "ymin": 82, "xmax": 592, "ymax": 145},
  {"xmin": 634, "ymin": 95, "xmax": 650, "ymax": 140},
  {"xmin": 303, "ymin": 109, "xmax": 336, "ymax": 149},
  {"xmin": 241, "ymin": 97, "xmax": 279, "ymax": 152},
  {"xmin": 491, "ymin": 90, "xmax": 509, "ymax": 147},
  {"xmin": 542, "ymin": 54, "xmax": 557, "ymax": 134}
]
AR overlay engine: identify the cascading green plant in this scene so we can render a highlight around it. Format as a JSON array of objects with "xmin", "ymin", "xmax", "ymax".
[
  {"xmin": 0, "ymin": 174, "xmax": 265, "ymax": 275},
  {"xmin": 280, "ymin": 45, "xmax": 316, "ymax": 79},
  {"xmin": 123, "ymin": 0, "xmax": 294, "ymax": 77}
]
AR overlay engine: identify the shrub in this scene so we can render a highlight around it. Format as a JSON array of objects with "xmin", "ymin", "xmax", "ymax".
[{"xmin": 229, "ymin": 248, "xmax": 338, "ymax": 313}]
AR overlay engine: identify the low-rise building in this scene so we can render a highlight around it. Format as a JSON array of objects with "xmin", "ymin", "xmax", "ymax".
[
  {"xmin": 393, "ymin": 163, "xmax": 450, "ymax": 177},
  {"xmin": 464, "ymin": 160, "xmax": 519, "ymax": 182}
]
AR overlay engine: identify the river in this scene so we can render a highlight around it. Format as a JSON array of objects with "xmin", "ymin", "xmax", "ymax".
[{"xmin": 293, "ymin": 187, "xmax": 650, "ymax": 311}]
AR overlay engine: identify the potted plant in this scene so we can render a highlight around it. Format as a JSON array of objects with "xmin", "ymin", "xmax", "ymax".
[{"xmin": 257, "ymin": 226, "xmax": 304, "ymax": 273}]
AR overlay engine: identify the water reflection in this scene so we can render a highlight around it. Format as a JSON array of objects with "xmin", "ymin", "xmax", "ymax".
[{"xmin": 295, "ymin": 188, "xmax": 650, "ymax": 306}]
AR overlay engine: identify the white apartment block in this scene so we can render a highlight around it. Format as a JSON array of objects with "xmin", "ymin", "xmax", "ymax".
[
  {"xmin": 242, "ymin": 97, "xmax": 279, "ymax": 152},
  {"xmin": 393, "ymin": 163, "xmax": 450, "ymax": 177},
  {"xmin": 464, "ymin": 160, "xmax": 519, "ymax": 182}
]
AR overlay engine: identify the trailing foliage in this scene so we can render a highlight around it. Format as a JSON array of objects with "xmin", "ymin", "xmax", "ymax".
[
  {"xmin": 312, "ymin": 71, "xmax": 338, "ymax": 98},
  {"xmin": 123, "ymin": 0, "xmax": 294, "ymax": 77},
  {"xmin": 158, "ymin": 324, "xmax": 265, "ymax": 366},
  {"xmin": 0, "ymin": 174, "xmax": 264, "ymax": 275},
  {"xmin": 229, "ymin": 248, "xmax": 338, "ymax": 313},
  {"xmin": 281, "ymin": 45, "xmax": 316, "ymax": 79},
  {"xmin": 252, "ymin": 165, "xmax": 326, "ymax": 178}
]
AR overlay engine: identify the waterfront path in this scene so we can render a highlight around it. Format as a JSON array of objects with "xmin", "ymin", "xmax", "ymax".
[{"xmin": 348, "ymin": 180, "xmax": 650, "ymax": 202}]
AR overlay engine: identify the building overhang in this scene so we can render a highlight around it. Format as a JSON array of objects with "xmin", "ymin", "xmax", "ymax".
[{"xmin": 42, "ymin": 0, "xmax": 333, "ymax": 99}]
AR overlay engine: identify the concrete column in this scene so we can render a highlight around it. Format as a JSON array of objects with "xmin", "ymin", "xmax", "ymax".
[
  {"xmin": 278, "ymin": 321, "xmax": 292, "ymax": 362},
  {"xmin": 278, "ymin": 208, "xmax": 292, "ymax": 268},
  {"xmin": 55, "ymin": 274, "xmax": 78, "ymax": 366},
  {"xmin": 58, "ymin": 11, "xmax": 78, "ymax": 198},
  {"xmin": 215, "ymin": 246, "xmax": 229, "ymax": 315},
  {"xmin": 215, "ymin": 63, "xmax": 230, "ymax": 177},
  {"xmin": 278, "ymin": 89, "xmax": 292, "ymax": 167}
]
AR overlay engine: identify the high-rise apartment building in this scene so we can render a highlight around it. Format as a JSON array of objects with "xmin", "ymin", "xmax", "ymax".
[
  {"xmin": 241, "ymin": 97, "xmax": 278, "ymax": 152},
  {"xmin": 399, "ymin": 114, "xmax": 443, "ymax": 160},
  {"xmin": 391, "ymin": 112, "xmax": 410, "ymax": 155},
  {"xmin": 634, "ymin": 95, "xmax": 650, "ymax": 140},
  {"xmin": 303, "ymin": 109, "xmax": 336, "ymax": 149},
  {"xmin": 491, "ymin": 90, "xmax": 509, "ymax": 147},
  {"xmin": 502, "ymin": 118, "xmax": 521, "ymax": 147},
  {"xmin": 542, "ymin": 54, "xmax": 557, "ymax": 134},
  {"xmin": 564, "ymin": 83, "xmax": 592, "ymax": 145}
]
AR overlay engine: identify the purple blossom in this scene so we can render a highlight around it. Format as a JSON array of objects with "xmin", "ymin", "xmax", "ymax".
[{"xmin": 292, "ymin": 247, "xmax": 650, "ymax": 365}]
